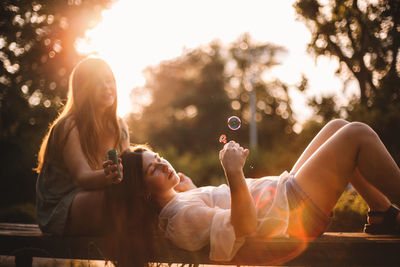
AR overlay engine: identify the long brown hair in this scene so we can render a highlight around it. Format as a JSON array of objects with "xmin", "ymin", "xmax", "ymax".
[
  {"xmin": 105, "ymin": 145, "xmax": 158, "ymax": 266},
  {"xmin": 35, "ymin": 57, "xmax": 120, "ymax": 172}
]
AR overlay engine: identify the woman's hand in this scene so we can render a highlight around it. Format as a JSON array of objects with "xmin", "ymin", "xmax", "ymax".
[
  {"xmin": 174, "ymin": 172, "xmax": 197, "ymax": 192},
  {"xmin": 219, "ymin": 141, "xmax": 249, "ymax": 176},
  {"xmin": 103, "ymin": 158, "xmax": 123, "ymax": 185},
  {"xmin": 219, "ymin": 141, "xmax": 256, "ymax": 237}
]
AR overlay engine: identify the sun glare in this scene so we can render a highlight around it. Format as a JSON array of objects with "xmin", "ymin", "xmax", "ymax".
[{"xmin": 76, "ymin": 0, "xmax": 345, "ymax": 121}]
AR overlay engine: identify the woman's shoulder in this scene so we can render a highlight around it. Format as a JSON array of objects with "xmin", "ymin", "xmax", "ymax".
[
  {"xmin": 52, "ymin": 116, "xmax": 78, "ymax": 142},
  {"xmin": 117, "ymin": 116, "xmax": 130, "ymax": 151},
  {"xmin": 117, "ymin": 116, "xmax": 126, "ymax": 124},
  {"xmin": 118, "ymin": 116, "xmax": 129, "ymax": 131},
  {"xmin": 160, "ymin": 191, "xmax": 206, "ymax": 214},
  {"xmin": 55, "ymin": 115, "xmax": 76, "ymax": 131}
]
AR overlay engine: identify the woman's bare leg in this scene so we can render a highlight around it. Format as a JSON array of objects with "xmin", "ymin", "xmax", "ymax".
[
  {"xmin": 290, "ymin": 120, "xmax": 391, "ymax": 213},
  {"xmin": 291, "ymin": 119, "xmax": 349, "ymax": 174},
  {"xmin": 294, "ymin": 122, "xmax": 400, "ymax": 216},
  {"xmin": 65, "ymin": 190, "xmax": 105, "ymax": 235},
  {"xmin": 350, "ymin": 169, "xmax": 400, "ymax": 225},
  {"xmin": 351, "ymin": 169, "xmax": 391, "ymax": 212}
]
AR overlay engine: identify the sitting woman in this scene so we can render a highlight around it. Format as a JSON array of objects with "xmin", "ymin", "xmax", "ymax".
[
  {"xmin": 35, "ymin": 57, "xmax": 129, "ymax": 236},
  {"xmin": 120, "ymin": 119, "xmax": 400, "ymax": 262}
]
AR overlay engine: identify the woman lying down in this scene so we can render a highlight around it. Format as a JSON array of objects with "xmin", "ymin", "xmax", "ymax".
[{"xmin": 112, "ymin": 120, "xmax": 400, "ymax": 263}]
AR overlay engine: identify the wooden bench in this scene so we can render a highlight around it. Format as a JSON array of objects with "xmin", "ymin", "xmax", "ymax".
[{"xmin": 1, "ymin": 223, "xmax": 400, "ymax": 266}]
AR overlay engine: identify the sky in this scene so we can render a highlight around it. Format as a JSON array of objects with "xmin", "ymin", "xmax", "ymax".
[{"xmin": 76, "ymin": 0, "xmax": 357, "ymax": 124}]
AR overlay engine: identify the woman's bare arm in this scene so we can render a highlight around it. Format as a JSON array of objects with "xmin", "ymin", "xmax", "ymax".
[
  {"xmin": 219, "ymin": 141, "xmax": 257, "ymax": 237},
  {"xmin": 63, "ymin": 125, "xmax": 121, "ymax": 189},
  {"xmin": 118, "ymin": 117, "xmax": 130, "ymax": 152}
]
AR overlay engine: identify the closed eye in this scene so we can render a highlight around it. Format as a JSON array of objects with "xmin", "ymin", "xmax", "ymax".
[
  {"xmin": 145, "ymin": 161, "xmax": 155, "ymax": 175},
  {"xmin": 146, "ymin": 154, "xmax": 162, "ymax": 175},
  {"xmin": 150, "ymin": 166, "xmax": 155, "ymax": 174}
]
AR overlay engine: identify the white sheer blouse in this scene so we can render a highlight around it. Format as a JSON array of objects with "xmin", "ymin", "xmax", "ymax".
[{"xmin": 158, "ymin": 171, "xmax": 292, "ymax": 261}]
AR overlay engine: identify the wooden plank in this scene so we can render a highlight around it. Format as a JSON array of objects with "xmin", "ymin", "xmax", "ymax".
[
  {"xmin": 0, "ymin": 223, "xmax": 42, "ymax": 237},
  {"xmin": 233, "ymin": 233, "xmax": 400, "ymax": 266},
  {"xmin": 0, "ymin": 223, "xmax": 108, "ymax": 261},
  {"xmin": 151, "ymin": 233, "xmax": 400, "ymax": 265},
  {"xmin": 1, "ymin": 223, "xmax": 400, "ymax": 265}
]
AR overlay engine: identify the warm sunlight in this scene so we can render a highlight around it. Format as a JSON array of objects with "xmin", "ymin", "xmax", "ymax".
[{"xmin": 76, "ymin": 0, "xmax": 351, "ymax": 121}]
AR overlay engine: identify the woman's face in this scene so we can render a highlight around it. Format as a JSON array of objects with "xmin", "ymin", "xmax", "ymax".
[
  {"xmin": 93, "ymin": 68, "xmax": 116, "ymax": 109},
  {"xmin": 142, "ymin": 151, "xmax": 179, "ymax": 196}
]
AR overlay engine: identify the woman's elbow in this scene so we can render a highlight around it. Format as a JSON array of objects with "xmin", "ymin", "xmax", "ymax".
[
  {"xmin": 74, "ymin": 173, "xmax": 102, "ymax": 189},
  {"xmin": 244, "ymin": 220, "xmax": 258, "ymax": 236},
  {"xmin": 74, "ymin": 174, "xmax": 89, "ymax": 188},
  {"xmin": 236, "ymin": 220, "xmax": 257, "ymax": 237}
]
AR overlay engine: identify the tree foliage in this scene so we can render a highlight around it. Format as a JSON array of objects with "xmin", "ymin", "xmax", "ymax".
[
  {"xmin": 295, "ymin": 0, "xmax": 400, "ymax": 163},
  {"xmin": 0, "ymin": 0, "xmax": 113, "ymax": 207},
  {"xmin": 295, "ymin": 0, "xmax": 400, "ymax": 106},
  {"xmin": 127, "ymin": 34, "xmax": 296, "ymax": 185}
]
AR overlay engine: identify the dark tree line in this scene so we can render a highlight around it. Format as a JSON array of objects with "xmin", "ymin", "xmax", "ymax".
[{"xmin": 295, "ymin": 0, "xmax": 400, "ymax": 163}]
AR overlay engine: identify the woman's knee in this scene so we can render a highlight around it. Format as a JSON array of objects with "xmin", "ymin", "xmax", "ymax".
[
  {"xmin": 322, "ymin": 119, "xmax": 349, "ymax": 135},
  {"xmin": 325, "ymin": 119, "xmax": 349, "ymax": 130},
  {"xmin": 66, "ymin": 190, "xmax": 105, "ymax": 235},
  {"xmin": 344, "ymin": 121, "xmax": 378, "ymax": 141}
]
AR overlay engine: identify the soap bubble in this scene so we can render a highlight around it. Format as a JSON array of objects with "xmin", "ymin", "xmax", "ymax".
[
  {"xmin": 219, "ymin": 134, "xmax": 227, "ymax": 144},
  {"xmin": 227, "ymin": 116, "xmax": 241, "ymax": 130}
]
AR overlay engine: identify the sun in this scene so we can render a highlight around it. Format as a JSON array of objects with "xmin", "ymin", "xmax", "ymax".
[{"xmin": 75, "ymin": 1, "xmax": 160, "ymax": 117}]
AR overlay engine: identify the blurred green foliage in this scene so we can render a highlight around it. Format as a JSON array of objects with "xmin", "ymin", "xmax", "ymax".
[
  {"xmin": 327, "ymin": 189, "xmax": 368, "ymax": 232},
  {"xmin": 0, "ymin": 202, "xmax": 36, "ymax": 223}
]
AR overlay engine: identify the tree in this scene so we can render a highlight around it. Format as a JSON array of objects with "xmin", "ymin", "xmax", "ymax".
[
  {"xmin": 128, "ymin": 42, "xmax": 227, "ymax": 151},
  {"xmin": 294, "ymin": 0, "xmax": 400, "ymax": 163},
  {"xmin": 127, "ymin": 34, "xmax": 296, "ymax": 185},
  {"xmin": 0, "ymin": 0, "xmax": 113, "ymax": 209},
  {"xmin": 127, "ymin": 41, "xmax": 232, "ymax": 185},
  {"xmin": 294, "ymin": 0, "xmax": 400, "ymax": 106},
  {"xmin": 227, "ymin": 34, "xmax": 295, "ymax": 150}
]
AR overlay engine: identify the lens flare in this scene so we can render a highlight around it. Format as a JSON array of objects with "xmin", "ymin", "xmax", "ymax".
[{"xmin": 242, "ymin": 185, "xmax": 321, "ymax": 266}]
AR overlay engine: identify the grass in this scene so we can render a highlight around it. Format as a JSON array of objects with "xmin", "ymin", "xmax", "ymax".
[{"xmin": 326, "ymin": 188, "xmax": 368, "ymax": 232}]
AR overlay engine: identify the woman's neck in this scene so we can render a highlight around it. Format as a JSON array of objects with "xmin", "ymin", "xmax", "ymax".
[
  {"xmin": 156, "ymin": 189, "xmax": 178, "ymax": 208},
  {"xmin": 96, "ymin": 107, "xmax": 107, "ymax": 118}
]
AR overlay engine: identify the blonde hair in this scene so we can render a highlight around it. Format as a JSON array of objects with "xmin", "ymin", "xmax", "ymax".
[{"xmin": 35, "ymin": 57, "xmax": 121, "ymax": 173}]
